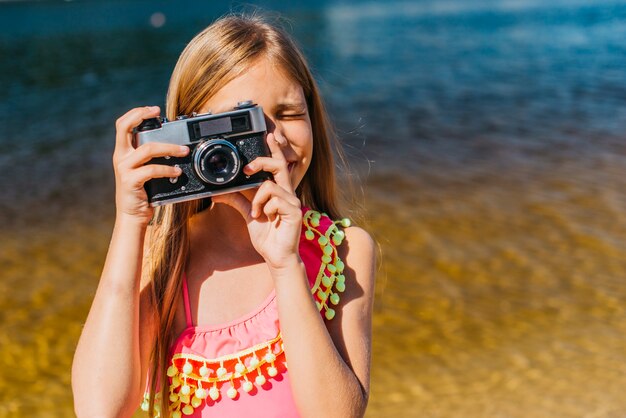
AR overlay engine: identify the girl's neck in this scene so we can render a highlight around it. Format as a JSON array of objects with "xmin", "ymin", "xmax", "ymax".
[{"xmin": 188, "ymin": 199, "xmax": 260, "ymax": 263}]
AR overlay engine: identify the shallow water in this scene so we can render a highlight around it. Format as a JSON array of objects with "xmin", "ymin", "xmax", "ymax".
[{"xmin": 1, "ymin": 1, "xmax": 626, "ymax": 417}]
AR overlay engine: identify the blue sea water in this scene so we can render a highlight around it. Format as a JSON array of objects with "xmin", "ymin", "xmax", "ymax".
[{"xmin": 1, "ymin": 0, "xmax": 626, "ymax": 215}]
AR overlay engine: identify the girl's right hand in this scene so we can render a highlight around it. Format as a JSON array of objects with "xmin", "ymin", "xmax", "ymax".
[{"xmin": 112, "ymin": 106, "xmax": 190, "ymax": 226}]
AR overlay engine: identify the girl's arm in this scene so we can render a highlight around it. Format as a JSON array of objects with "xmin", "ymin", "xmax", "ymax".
[
  {"xmin": 71, "ymin": 106, "xmax": 188, "ymax": 417},
  {"xmin": 270, "ymin": 226, "xmax": 375, "ymax": 418}
]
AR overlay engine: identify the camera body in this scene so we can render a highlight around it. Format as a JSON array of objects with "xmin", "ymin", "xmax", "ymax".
[{"xmin": 134, "ymin": 102, "xmax": 270, "ymax": 207}]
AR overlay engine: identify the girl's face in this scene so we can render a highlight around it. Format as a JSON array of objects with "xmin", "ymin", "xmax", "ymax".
[{"xmin": 200, "ymin": 58, "xmax": 313, "ymax": 190}]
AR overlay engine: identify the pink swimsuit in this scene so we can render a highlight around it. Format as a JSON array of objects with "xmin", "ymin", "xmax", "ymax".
[{"xmin": 142, "ymin": 209, "xmax": 350, "ymax": 417}]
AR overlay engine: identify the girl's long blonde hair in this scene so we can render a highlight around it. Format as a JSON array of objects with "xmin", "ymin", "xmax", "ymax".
[{"xmin": 144, "ymin": 14, "xmax": 347, "ymax": 416}]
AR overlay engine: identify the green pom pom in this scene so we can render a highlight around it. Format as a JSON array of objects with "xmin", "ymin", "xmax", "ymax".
[
  {"xmin": 336, "ymin": 260, "xmax": 345, "ymax": 273},
  {"xmin": 323, "ymin": 245, "xmax": 333, "ymax": 256},
  {"xmin": 305, "ymin": 229, "xmax": 315, "ymax": 240},
  {"xmin": 341, "ymin": 218, "xmax": 351, "ymax": 228},
  {"xmin": 330, "ymin": 293, "xmax": 340, "ymax": 305},
  {"xmin": 322, "ymin": 275, "xmax": 332, "ymax": 287},
  {"xmin": 325, "ymin": 308, "xmax": 336, "ymax": 320},
  {"xmin": 318, "ymin": 236, "xmax": 328, "ymax": 246},
  {"xmin": 336, "ymin": 282, "xmax": 346, "ymax": 292},
  {"xmin": 322, "ymin": 255, "xmax": 332, "ymax": 264}
]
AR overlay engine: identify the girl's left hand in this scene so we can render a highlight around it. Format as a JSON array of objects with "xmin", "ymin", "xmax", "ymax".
[{"xmin": 211, "ymin": 132, "xmax": 303, "ymax": 270}]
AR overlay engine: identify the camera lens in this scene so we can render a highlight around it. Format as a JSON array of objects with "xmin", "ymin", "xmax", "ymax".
[
  {"xmin": 208, "ymin": 151, "xmax": 229, "ymax": 175},
  {"xmin": 193, "ymin": 139, "xmax": 240, "ymax": 185}
]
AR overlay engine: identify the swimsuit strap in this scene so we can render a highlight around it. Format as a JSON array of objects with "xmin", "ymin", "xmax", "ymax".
[{"xmin": 182, "ymin": 273, "xmax": 194, "ymax": 328}]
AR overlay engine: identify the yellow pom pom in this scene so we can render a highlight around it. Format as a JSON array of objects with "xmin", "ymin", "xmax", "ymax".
[
  {"xmin": 199, "ymin": 365, "xmax": 209, "ymax": 377},
  {"xmin": 140, "ymin": 400, "xmax": 149, "ymax": 412},
  {"xmin": 182, "ymin": 404, "xmax": 194, "ymax": 415},
  {"xmin": 167, "ymin": 365, "xmax": 178, "ymax": 377},
  {"xmin": 235, "ymin": 362, "xmax": 246, "ymax": 374},
  {"xmin": 172, "ymin": 411, "xmax": 182, "ymax": 418},
  {"xmin": 191, "ymin": 396, "xmax": 202, "ymax": 408},
  {"xmin": 243, "ymin": 380, "xmax": 254, "ymax": 392},
  {"xmin": 169, "ymin": 393, "xmax": 179, "ymax": 402},
  {"xmin": 209, "ymin": 386, "xmax": 220, "ymax": 401},
  {"xmin": 195, "ymin": 387, "xmax": 206, "ymax": 399}
]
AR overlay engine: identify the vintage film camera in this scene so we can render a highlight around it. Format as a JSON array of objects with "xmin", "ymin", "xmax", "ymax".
[{"xmin": 134, "ymin": 102, "xmax": 271, "ymax": 206}]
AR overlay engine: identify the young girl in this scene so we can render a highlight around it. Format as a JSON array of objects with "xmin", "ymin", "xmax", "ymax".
[{"xmin": 72, "ymin": 14, "xmax": 375, "ymax": 418}]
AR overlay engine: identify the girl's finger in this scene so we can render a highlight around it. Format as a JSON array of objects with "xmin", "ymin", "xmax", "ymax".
[
  {"xmin": 211, "ymin": 192, "xmax": 253, "ymax": 222},
  {"xmin": 244, "ymin": 144, "xmax": 292, "ymax": 192},
  {"xmin": 266, "ymin": 132, "xmax": 287, "ymax": 162},
  {"xmin": 262, "ymin": 196, "xmax": 292, "ymax": 223},
  {"xmin": 114, "ymin": 106, "xmax": 161, "ymax": 155},
  {"xmin": 117, "ymin": 142, "xmax": 189, "ymax": 170},
  {"xmin": 123, "ymin": 164, "xmax": 183, "ymax": 189},
  {"xmin": 250, "ymin": 181, "xmax": 300, "ymax": 218}
]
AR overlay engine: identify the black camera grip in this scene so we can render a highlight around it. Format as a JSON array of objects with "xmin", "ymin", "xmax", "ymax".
[{"xmin": 136, "ymin": 117, "xmax": 162, "ymax": 132}]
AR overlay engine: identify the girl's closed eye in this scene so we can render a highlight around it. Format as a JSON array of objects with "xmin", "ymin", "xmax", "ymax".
[
  {"xmin": 278, "ymin": 112, "xmax": 307, "ymax": 120},
  {"xmin": 274, "ymin": 103, "xmax": 308, "ymax": 120}
]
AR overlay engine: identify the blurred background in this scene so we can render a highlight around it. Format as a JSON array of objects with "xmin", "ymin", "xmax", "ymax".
[{"xmin": 1, "ymin": 0, "xmax": 626, "ymax": 417}]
